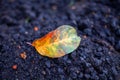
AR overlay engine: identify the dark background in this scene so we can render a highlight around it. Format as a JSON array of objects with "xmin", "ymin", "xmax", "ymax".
[{"xmin": 0, "ymin": 0, "xmax": 120, "ymax": 80}]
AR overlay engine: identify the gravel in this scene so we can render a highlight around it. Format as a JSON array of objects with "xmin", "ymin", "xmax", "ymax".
[{"xmin": 0, "ymin": 0, "xmax": 120, "ymax": 80}]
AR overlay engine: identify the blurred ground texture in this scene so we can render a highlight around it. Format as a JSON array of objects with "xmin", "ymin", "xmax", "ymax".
[{"xmin": 0, "ymin": 0, "xmax": 120, "ymax": 80}]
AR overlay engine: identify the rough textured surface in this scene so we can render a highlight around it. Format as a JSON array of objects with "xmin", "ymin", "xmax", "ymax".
[{"xmin": 0, "ymin": 0, "xmax": 120, "ymax": 80}]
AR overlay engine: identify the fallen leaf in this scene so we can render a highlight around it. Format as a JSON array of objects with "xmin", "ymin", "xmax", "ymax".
[{"xmin": 32, "ymin": 25, "xmax": 81, "ymax": 58}]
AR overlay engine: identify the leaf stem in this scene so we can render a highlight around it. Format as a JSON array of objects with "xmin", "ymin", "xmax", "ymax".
[{"xmin": 26, "ymin": 42, "xmax": 33, "ymax": 46}]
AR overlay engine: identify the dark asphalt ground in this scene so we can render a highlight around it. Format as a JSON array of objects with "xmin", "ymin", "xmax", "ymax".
[{"xmin": 0, "ymin": 0, "xmax": 120, "ymax": 80}]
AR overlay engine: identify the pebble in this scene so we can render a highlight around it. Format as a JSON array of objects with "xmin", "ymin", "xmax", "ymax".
[
  {"xmin": 0, "ymin": 0, "xmax": 120, "ymax": 80},
  {"xmin": 116, "ymin": 29, "xmax": 120, "ymax": 36},
  {"xmin": 45, "ymin": 61, "xmax": 51, "ymax": 68},
  {"xmin": 115, "ymin": 40, "xmax": 120, "ymax": 50},
  {"xmin": 84, "ymin": 74, "xmax": 90, "ymax": 79},
  {"xmin": 12, "ymin": 64, "xmax": 17, "ymax": 70}
]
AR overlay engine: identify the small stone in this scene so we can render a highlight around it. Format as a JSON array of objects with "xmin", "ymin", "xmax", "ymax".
[
  {"xmin": 83, "ymin": 35, "xmax": 87, "ymax": 39},
  {"xmin": 116, "ymin": 29, "xmax": 120, "ymax": 36},
  {"xmin": 108, "ymin": 37, "xmax": 115, "ymax": 45},
  {"xmin": 42, "ymin": 71, "xmax": 46, "ymax": 75},
  {"xmin": 84, "ymin": 28, "xmax": 92, "ymax": 36},
  {"xmin": 17, "ymin": 45, "xmax": 21, "ymax": 49},
  {"xmin": 94, "ymin": 52, "xmax": 102, "ymax": 59},
  {"xmin": 34, "ymin": 26, "xmax": 39, "ymax": 31},
  {"xmin": 112, "ymin": 67, "xmax": 118, "ymax": 75},
  {"xmin": 94, "ymin": 59, "xmax": 102, "ymax": 66},
  {"xmin": 78, "ymin": 73, "xmax": 83, "ymax": 78},
  {"xmin": 99, "ymin": 74, "xmax": 107, "ymax": 80},
  {"xmin": 71, "ymin": 6, "xmax": 76, "ymax": 10},
  {"xmin": 71, "ymin": 72, "xmax": 77, "ymax": 79},
  {"xmin": 12, "ymin": 65, "xmax": 17, "ymax": 70},
  {"xmin": 45, "ymin": 61, "xmax": 51, "ymax": 68},
  {"xmin": 115, "ymin": 40, "xmax": 120, "ymax": 50},
  {"xmin": 52, "ymin": 5, "xmax": 57, "ymax": 10},
  {"xmin": 97, "ymin": 47, "xmax": 102, "ymax": 52},
  {"xmin": 20, "ymin": 52, "xmax": 27, "ymax": 59},
  {"xmin": 67, "ymin": 60, "xmax": 71, "ymax": 64},
  {"xmin": 59, "ymin": 75, "xmax": 65, "ymax": 80},
  {"xmin": 58, "ymin": 68, "xmax": 63, "ymax": 73},
  {"xmin": 86, "ymin": 63, "xmax": 91, "ymax": 67},
  {"xmin": 84, "ymin": 74, "xmax": 90, "ymax": 79}
]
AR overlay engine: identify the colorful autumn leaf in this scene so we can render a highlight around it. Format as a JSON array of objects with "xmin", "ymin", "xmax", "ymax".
[{"xmin": 32, "ymin": 25, "xmax": 81, "ymax": 58}]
